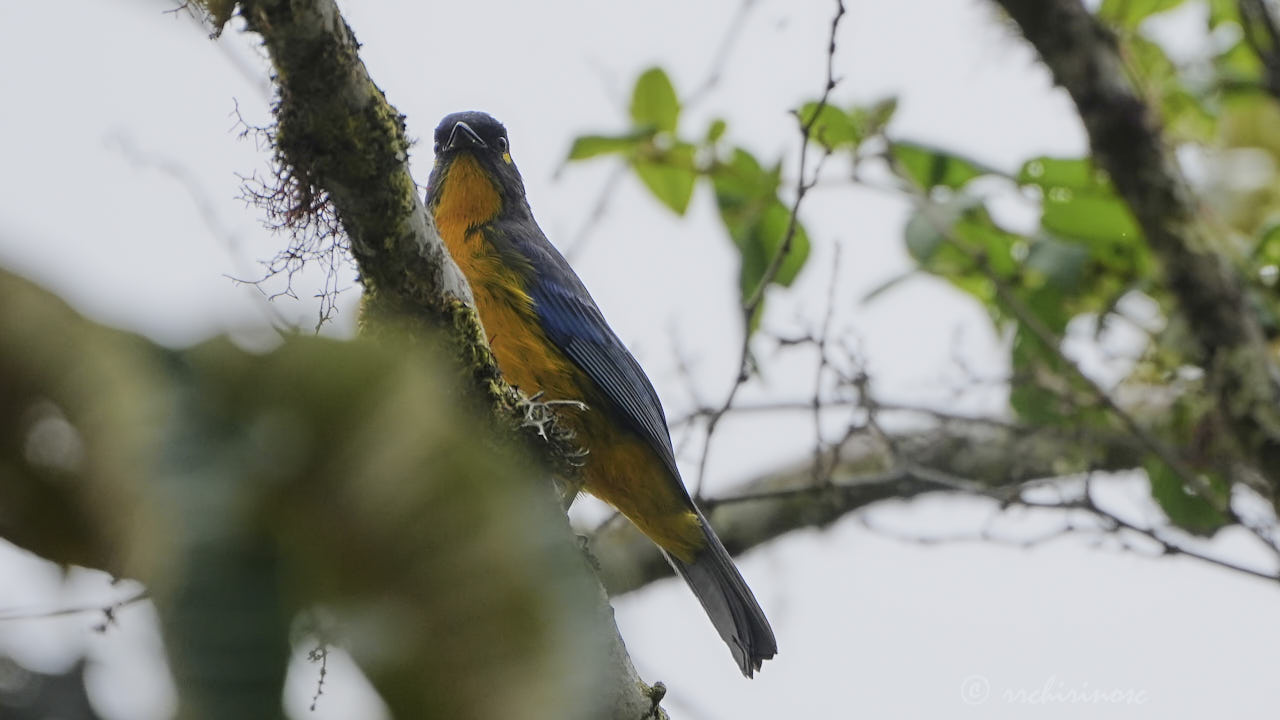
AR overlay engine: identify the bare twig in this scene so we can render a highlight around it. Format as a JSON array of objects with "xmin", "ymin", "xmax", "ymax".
[
  {"xmin": 1017, "ymin": 491, "xmax": 1280, "ymax": 583},
  {"xmin": 684, "ymin": 0, "xmax": 760, "ymax": 108},
  {"xmin": 858, "ymin": 475, "xmax": 1280, "ymax": 582},
  {"xmin": 308, "ymin": 643, "xmax": 329, "ymax": 712},
  {"xmin": 0, "ymin": 587, "xmax": 149, "ymax": 624},
  {"xmin": 692, "ymin": 0, "xmax": 848, "ymax": 496},
  {"xmin": 106, "ymin": 129, "xmax": 294, "ymax": 332},
  {"xmin": 668, "ymin": 398, "xmax": 1021, "ymax": 431},
  {"xmin": 563, "ymin": 164, "xmax": 626, "ymax": 262}
]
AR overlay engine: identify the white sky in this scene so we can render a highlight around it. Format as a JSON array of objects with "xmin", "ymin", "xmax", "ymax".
[{"xmin": 1, "ymin": 0, "xmax": 1277, "ymax": 718}]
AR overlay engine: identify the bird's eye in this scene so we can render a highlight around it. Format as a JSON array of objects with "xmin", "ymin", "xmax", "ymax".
[
  {"xmin": 433, "ymin": 141, "xmax": 442, "ymax": 154},
  {"xmin": 495, "ymin": 136, "xmax": 509, "ymax": 152}
]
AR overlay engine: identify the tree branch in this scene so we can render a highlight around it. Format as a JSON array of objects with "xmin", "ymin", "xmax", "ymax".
[
  {"xmin": 1239, "ymin": 0, "xmax": 1280, "ymax": 100},
  {"xmin": 594, "ymin": 419, "xmax": 1146, "ymax": 594}
]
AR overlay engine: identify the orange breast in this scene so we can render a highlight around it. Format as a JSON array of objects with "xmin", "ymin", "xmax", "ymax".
[
  {"xmin": 432, "ymin": 155, "xmax": 704, "ymax": 560},
  {"xmin": 432, "ymin": 155, "xmax": 583, "ymax": 403}
]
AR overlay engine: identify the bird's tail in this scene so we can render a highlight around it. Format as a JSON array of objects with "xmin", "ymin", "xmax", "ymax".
[{"xmin": 663, "ymin": 512, "xmax": 777, "ymax": 677}]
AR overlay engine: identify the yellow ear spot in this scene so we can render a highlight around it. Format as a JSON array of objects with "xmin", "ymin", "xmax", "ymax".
[{"xmin": 502, "ymin": 152, "xmax": 513, "ymax": 165}]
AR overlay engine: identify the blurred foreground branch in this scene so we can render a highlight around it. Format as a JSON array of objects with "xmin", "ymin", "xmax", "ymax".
[{"xmin": 0, "ymin": 268, "xmax": 638, "ymax": 719}]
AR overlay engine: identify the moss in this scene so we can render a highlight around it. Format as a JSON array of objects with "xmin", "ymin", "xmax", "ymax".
[
  {"xmin": 639, "ymin": 680, "xmax": 668, "ymax": 719},
  {"xmin": 445, "ymin": 298, "xmax": 506, "ymax": 398}
]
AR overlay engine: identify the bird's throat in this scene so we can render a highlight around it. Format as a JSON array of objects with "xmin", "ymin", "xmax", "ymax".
[{"xmin": 433, "ymin": 154, "xmax": 502, "ymax": 237}]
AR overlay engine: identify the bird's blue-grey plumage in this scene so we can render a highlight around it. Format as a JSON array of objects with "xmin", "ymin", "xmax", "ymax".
[{"xmin": 427, "ymin": 110, "xmax": 776, "ymax": 676}]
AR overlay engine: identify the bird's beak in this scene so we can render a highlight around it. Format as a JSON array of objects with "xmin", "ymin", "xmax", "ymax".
[{"xmin": 446, "ymin": 121, "xmax": 487, "ymax": 151}]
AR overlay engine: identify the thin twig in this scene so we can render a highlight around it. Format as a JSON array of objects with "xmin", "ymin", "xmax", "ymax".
[
  {"xmin": 809, "ymin": 243, "xmax": 845, "ymax": 482},
  {"xmin": 685, "ymin": 0, "xmax": 760, "ymax": 108},
  {"xmin": 0, "ymin": 588, "xmax": 149, "ymax": 624},
  {"xmin": 308, "ymin": 642, "xmax": 329, "ymax": 712},
  {"xmin": 692, "ymin": 0, "xmax": 847, "ymax": 496},
  {"xmin": 563, "ymin": 164, "xmax": 626, "ymax": 262},
  {"xmin": 1020, "ymin": 492, "xmax": 1280, "ymax": 583},
  {"xmin": 669, "ymin": 398, "xmax": 1019, "ymax": 431}
]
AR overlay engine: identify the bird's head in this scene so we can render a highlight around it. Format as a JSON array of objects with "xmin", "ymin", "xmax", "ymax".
[{"xmin": 425, "ymin": 111, "xmax": 528, "ymax": 221}]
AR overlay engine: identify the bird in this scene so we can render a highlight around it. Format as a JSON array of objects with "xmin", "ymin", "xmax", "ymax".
[{"xmin": 425, "ymin": 110, "xmax": 777, "ymax": 677}]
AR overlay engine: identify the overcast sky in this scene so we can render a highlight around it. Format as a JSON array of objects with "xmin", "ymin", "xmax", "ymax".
[{"xmin": 1, "ymin": 1, "xmax": 1277, "ymax": 718}]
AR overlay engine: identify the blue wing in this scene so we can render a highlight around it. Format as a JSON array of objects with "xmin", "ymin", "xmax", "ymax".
[{"xmin": 524, "ymin": 254, "xmax": 684, "ymax": 486}]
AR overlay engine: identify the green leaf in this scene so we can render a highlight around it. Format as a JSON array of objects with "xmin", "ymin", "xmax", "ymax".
[
  {"xmin": 798, "ymin": 102, "xmax": 859, "ymax": 150},
  {"xmin": 904, "ymin": 195, "xmax": 1014, "ymax": 276},
  {"xmin": 1041, "ymin": 191, "xmax": 1143, "ymax": 247},
  {"xmin": 902, "ymin": 196, "xmax": 1021, "ymax": 317},
  {"xmin": 1017, "ymin": 156, "xmax": 1098, "ymax": 189},
  {"xmin": 1008, "ymin": 381, "xmax": 1062, "ymax": 426},
  {"xmin": 903, "ymin": 194, "xmax": 983, "ymax": 266},
  {"xmin": 757, "ymin": 201, "xmax": 811, "ymax": 288},
  {"xmin": 860, "ymin": 270, "xmax": 917, "ymax": 304},
  {"xmin": 706, "ymin": 118, "xmax": 727, "ymax": 143},
  {"xmin": 891, "ymin": 141, "xmax": 994, "ymax": 189},
  {"xmin": 904, "ymin": 208, "xmax": 947, "ymax": 264},
  {"xmin": 1018, "ymin": 156, "xmax": 1145, "ymax": 261},
  {"xmin": 1216, "ymin": 35, "xmax": 1265, "ymax": 86},
  {"xmin": 712, "ymin": 147, "xmax": 781, "ymax": 246},
  {"xmin": 1145, "ymin": 459, "xmax": 1230, "ymax": 535},
  {"xmin": 1009, "ymin": 322, "xmax": 1071, "ymax": 424},
  {"xmin": 1098, "ymin": 0, "xmax": 1189, "ymax": 28},
  {"xmin": 633, "ymin": 143, "xmax": 697, "ymax": 215},
  {"xmin": 851, "ymin": 97, "xmax": 898, "ymax": 138},
  {"xmin": 1020, "ymin": 284, "xmax": 1072, "ymax": 334},
  {"xmin": 630, "ymin": 67, "xmax": 680, "ymax": 133},
  {"xmin": 1016, "ymin": 158, "xmax": 1152, "ymax": 321},
  {"xmin": 1023, "ymin": 235, "xmax": 1089, "ymax": 290},
  {"xmin": 731, "ymin": 199, "xmax": 810, "ymax": 325},
  {"xmin": 712, "ymin": 148, "xmax": 780, "ymax": 211},
  {"xmin": 1207, "ymin": 0, "xmax": 1240, "ymax": 26},
  {"xmin": 795, "ymin": 97, "xmax": 899, "ymax": 150},
  {"xmin": 1253, "ymin": 222, "xmax": 1280, "ymax": 264},
  {"xmin": 711, "ymin": 147, "xmax": 809, "ymax": 332},
  {"xmin": 566, "ymin": 132, "xmax": 648, "ymax": 161}
]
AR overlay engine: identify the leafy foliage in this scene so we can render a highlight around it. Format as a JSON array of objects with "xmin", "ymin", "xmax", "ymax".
[
  {"xmin": 560, "ymin": 2, "xmax": 1280, "ymax": 538},
  {"xmin": 891, "ymin": 141, "xmax": 994, "ymax": 190},
  {"xmin": 1145, "ymin": 459, "xmax": 1231, "ymax": 535},
  {"xmin": 564, "ymin": 67, "xmax": 812, "ymax": 335},
  {"xmin": 1097, "ymin": 0, "xmax": 1188, "ymax": 29},
  {"xmin": 630, "ymin": 67, "xmax": 681, "ymax": 133},
  {"xmin": 797, "ymin": 98, "xmax": 897, "ymax": 152},
  {"xmin": 791, "ymin": 4, "xmax": 1280, "ymax": 534}
]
